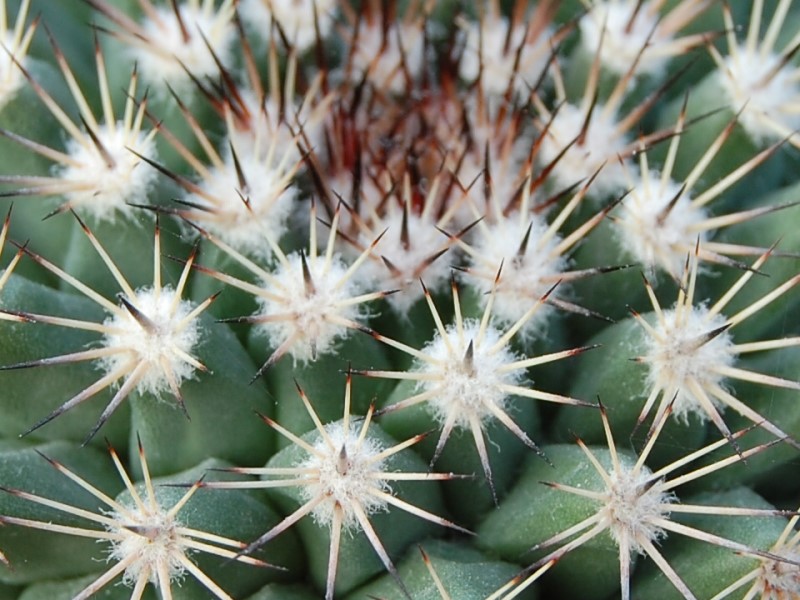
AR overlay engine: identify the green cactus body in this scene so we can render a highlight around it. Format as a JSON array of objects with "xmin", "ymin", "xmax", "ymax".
[{"xmin": 0, "ymin": 1, "xmax": 798, "ymax": 599}]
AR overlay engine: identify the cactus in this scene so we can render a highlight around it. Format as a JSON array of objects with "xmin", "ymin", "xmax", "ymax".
[{"xmin": 0, "ymin": 1, "xmax": 798, "ymax": 599}]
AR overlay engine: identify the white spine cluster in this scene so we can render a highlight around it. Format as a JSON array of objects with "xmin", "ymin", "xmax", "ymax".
[
  {"xmin": 617, "ymin": 170, "xmax": 708, "ymax": 277},
  {"xmin": 102, "ymin": 286, "xmax": 202, "ymax": 397},
  {"xmin": 349, "ymin": 21, "xmax": 426, "ymax": 93},
  {"xmin": 758, "ymin": 549, "xmax": 800, "ymax": 598},
  {"xmin": 60, "ymin": 124, "xmax": 158, "ymax": 222},
  {"xmin": 239, "ymin": 0, "xmax": 336, "ymax": 51},
  {"xmin": 644, "ymin": 305, "xmax": 735, "ymax": 423},
  {"xmin": 0, "ymin": 0, "xmax": 34, "ymax": 109},
  {"xmin": 0, "ymin": 444, "xmax": 271, "ymax": 598},
  {"xmin": 718, "ymin": 48, "xmax": 800, "ymax": 144},
  {"xmin": 580, "ymin": 1, "xmax": 664, "ymax": 76},
  {"xmin": 458, "ymin": 13, "xmax": 551, "ymax": 98},
  {"xmin": 538, "ymin": 101, "xmax": 629, "ymax": 198},
  {"xmin": 107, "ymin": 500, "xmax": 186, "ymax": 587},
  {"xmin": 185, "ymin": 151, "xmax": 298, "ymax": 258},
  {"xmin": 134, "ymin": 1, "xmax": 236, "ymax": 90},
  {"xmin": 226, "ymin": 90, "xmax": 306, "ymax": 164},
  {"xmin": 254, "ymin": 252, "xmax": 366, "ymax": 364},
  {"xmin": 359, "ymin": 213, "xmax": 453, "ymax": 314},
  {"xmin": 604, "ymin": 464, "xmax": 672, "ymax": 553},
  {"xmin": 300, "ymin": 421, "xmax": 390, "ymax": 530},
  {"xmin": 709, "ymin": 0, "xmax": 800, "ymax": 147},
  {"xmin": 466, "ymin": 214, "xmax": 566, "ymax": 338},
  {"xmin": 511, "ymin": 406, "xmax": 791, "ymax": 600},
  {"xmin": 418, "ymin": 320, "xmax": 523, "ymax": 429}
]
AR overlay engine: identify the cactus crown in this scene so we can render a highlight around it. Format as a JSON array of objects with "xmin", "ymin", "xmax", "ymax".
[{"xmin": 0, "ymin": 1, "xmax": 798, "ymax": 600}]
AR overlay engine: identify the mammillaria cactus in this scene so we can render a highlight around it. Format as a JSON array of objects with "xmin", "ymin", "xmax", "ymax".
[{"xmin": 0, "ymin": 1, "xmax": 798, "ymax": 599}]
